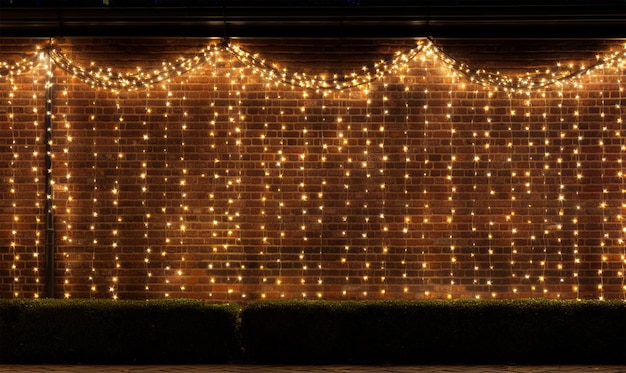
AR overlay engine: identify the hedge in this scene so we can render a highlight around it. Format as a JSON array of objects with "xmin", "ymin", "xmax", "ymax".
[
  {"xmin": 240, "ymin": 299, "xmax": 626, "ymax": 364},
  {"xmin": 0, "ymin": 299, "xmax": 624, "ymax": 364},
  {"xmin": 0, "ymin": 299, "xmax": 240, "ymax": 364}
]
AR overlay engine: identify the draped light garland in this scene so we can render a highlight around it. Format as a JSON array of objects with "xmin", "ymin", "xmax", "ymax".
[
  {"xmin": 1, "ymin": 37, "xmax": 626, "ymax": 301},
  {"xmin": 40, "ymin": 39, "xmax": 625, "ymax": 94}
]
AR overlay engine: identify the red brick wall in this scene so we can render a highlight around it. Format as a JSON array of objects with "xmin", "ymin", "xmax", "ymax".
[{"xmin": 1, "ymin": 38, "xmax": 625, "ymax": 301}]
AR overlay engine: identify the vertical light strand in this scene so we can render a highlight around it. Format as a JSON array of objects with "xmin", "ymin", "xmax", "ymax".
[
  {"xmin": 8, "ymin": 73, "xmax": 20, "ymax": 298},
  {"xmin": 61, "ymin": 81, "xmax": 73, "ymax": 299},
  {"xmin": 362, "ymin": 82, "xmax": 372, "ymax": 298},
  {"xmin": 235, "ymin": 71, "xmax": 245, "ymax": 299},
  {"xmin": 276, "ymin": 87, "xmax": 285, "ymax": 298},
  {"xmin": 44, "ymin": 47, "xmax": 55, "ymax": 299},
  {"xmin": 540, "ymin": 89, "xmax": 549, "ymax": 296},
  {"xmin": 573, "ymin": 79, "xmax": 582, "ymax": 299},
  {"xmin": 110, "ymin": 90, "xmax": 122, "ymax": 300},
  {"xmin": 379, "ymin": 77, "xmax": 389, "ymax": 298},
  {"xmin": 340, "ymin": 88, "xmax": 352, "ymax": 297},
  {"xmin": 485, "ymin": 88, "xmax": 494, "ymax": 298},
  {"xmin": 30, "ymin": 65, "xmax": 43, "ymax": 299},
  {"xmin": 599, "ymin": 69, "xmax": 607, "ymax": 300},
  {"xmin": 177, "ymin": 79, "xmax": 188, "ymax": 294},
  {"xmin": 162, "ymin": 80, "xmax": 172, "ymax": 298},
  {"xmin": 401, "ymin": 81, "xmax": 411, "ymax": 296},
  {"xmin": 207, "ymin": 53, "xmax": 219, "ymax": 299},
  {"xmin": 524, "ymin": 89, "xmax": 535, "ymax": 295},
  {"xmin": 470, "ymin": 88, "xmax": 480, "ymax": 297},
  {"xmin": 508, "ymin": 91, "xmax": 519, "ymax": 296},
  {"xmin": 446, "ymin": 83, "xmax": 456, "ymax": 299},
  {"xmin": 420, "ymin": 62, "xmax": 432, "ymax": 298},
  {"xmin": 298, "ymin": 88, "xmax": 310, "ymax": 298},
  {"xmin": 556, "ymin": 82, "xmax": 566, "ymax": 297},
  {"xmin": 259, "ymin": 81, "xmax": 271, "ymax": 299},
  {"xmin": 618, "ymin": 61, "xmax": 626, "ymax": 299},
  {"xmin": 88, "ymin": 90, "xmax": 99, "ymax": 297},
  {"xmin": 316, "ymin": 89, "xmax": 329, "ymax": 300},
  {"xmin": 142, "ymin": 87, "xmax": 152, "ymax": 298},
  {"xmin": 223, "ymin": 69, "xmax": 235, "ymax": 298}
]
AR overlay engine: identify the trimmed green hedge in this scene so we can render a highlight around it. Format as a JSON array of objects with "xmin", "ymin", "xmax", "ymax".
[
  {"xmin": 0, "ymin": 299, "xmax": 624, "ymax": 364},
  {"xmin": 0, "ymin": 299, "xmax": 240, "ymax": 364},
  {"xmin": 240, "ymin": 299, "xmax": 626, "ymax": 364}
]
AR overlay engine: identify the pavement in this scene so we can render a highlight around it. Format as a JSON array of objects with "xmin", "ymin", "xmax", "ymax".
[{"xmin": 0, "ymin": 366, "xmax": 624, "ymax": 373}]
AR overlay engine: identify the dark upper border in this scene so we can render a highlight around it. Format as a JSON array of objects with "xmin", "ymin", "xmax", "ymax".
[{"xmin": 0, "ymin": 0, "xmax": 624, "ymax": 39}]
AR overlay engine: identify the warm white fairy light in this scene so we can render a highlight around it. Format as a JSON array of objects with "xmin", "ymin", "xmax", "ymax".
[
  {"xmin": 276, "ymin": 90, "xmax": 285, "ymax": 299},
  {"xmin": 402, "ymin": 81, "xmax": 411, "ymax": 296},
  {"xmin": 316, "ymin": 90, "xmax": 328, "ymax": 298},
  {"xmin": 446, "ymin": 82, "xmax": 457, "ymax": 299},
  {"xmin": 89, "ymin": 90, "xmax": 99, "ymax": 297},
  {"xmin": 298, "ymin": 91, "xmax": 310, "ymax": 296},
  {"xmin": 484, "ymin": 88, "xmax": 494, "ymax": 297},
  {"xmin": 60, "ymin": 81, "xmax": 74, "ymax": 299},
  {"xmin": 30, "ymin": 64, "xmax": 43, "ymax": 299},
  {"xmin": 537, "ymin": 90, "xmax": 552, "ymax": 293},
  {"xmin": 597, "ymin": 75, "xmax": 610, "ymax": 300},
  {"xmin": 142, "ymin": 88, "xmax": 152, "ymax": 297},
  {"xmin": 234, "ymin": 71, "xmax": 246, "ymax": 299},
  {"xmin": 339, "ymin": 89, "xmax": 352, "ymax": 296},
  {"xmin": 506, "ymin": 92, "xmax": 518, "ymax": 294},
  {"xmin": 176, "ymin": 79, "xmax": 189, "ymax": 294},
  {"xmin": 222, "ymin": 68, "xmax": 242, "ymax": 298},
  {"xmin": 110, "ymin": 90, "xmax": 123, "ymax": 300},
  {"xmin": 573, "ymin": 79, "xmax": 582, "ymax": 299},
  {"xmin": 2, "ymin": 38, "xmax": 626, "ymax": 301},
  {"xmin": 362, "ymin": 83, "xmax": 372, "ymax": 297},
  {"xmin": 206, "ymin": 54, "xmax": 219, "ymax": 299},
  {"xmin": 524, "ymin": 88, "xmax": 535, "ymax": 295},
  {"xmin": 162, "ymin": 81, "xmax": 172, "ymax": 298},
  {"xmin": 43, "ymin": 47, "xmax": 56, "ymax": 299},
  {"xmin": 259, "ymin": 82, "xmax": 272, "ymax": 299},
  {"xmin": 379, "ymin": 77, "xmax": 389, "ymax": 298},
  {"xmin": 556, "ymin": 83, "xmax": 566, "ymax": 297},
  {"xmin": 615, "ymin": 59, "xmax": 626, "ymax": 300},
  {"xmin": 470, "ymin": 89, "xmax": 480, "ymax": 296},
  {"xmin": 8, "ymin": 74, "xmax": 20, "ymax": 298}
]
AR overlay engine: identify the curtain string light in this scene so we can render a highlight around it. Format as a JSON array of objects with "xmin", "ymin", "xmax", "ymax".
[
  {"xmin": 507, "ymin": 92, "xmax": 518, "ymax": 295},
  {"xmin": 2, "ymin": 38, "xmax": 626, "ymax": 301},
  {"xmin": 485, "ymin": 88, "xmax": 494, "ymax": 298},
  {"xmin": 61, "ymin": 79, "xmax": 73, "ymax": 299},
  {"xmin": 557, "ymin": 82, "xmax": 566, "ymax": 297},
  {"xmin": 30, "ymin": 63, "xmax": 43, "ymax": 299},
  {"xmin": 9, "ymin": 72, "xmax": 19, "ymax": 298},
  {"xmin": 402, "ymin": 79, "xmax": 411, "ymax": 296},
  {"xmin": 619, "ymin": 64, "xmax": 626, "ymax": 299},
  {"xmin": 88, "ymin": 88, "xmax": 99, "ymax": 297},
  {"xmin": 599, "ymin": 69, "xmax": 608, "ymax": 301},
  {"xmin": 573, "ymin": 79, "xmax": 582, "ymax": 299},
  {"xmin": 142, "ymin": 87, "xmax": 152, "ymax": 298}
]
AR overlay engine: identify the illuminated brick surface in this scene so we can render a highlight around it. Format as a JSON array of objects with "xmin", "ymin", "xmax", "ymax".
[{"xmin": 1, "ymin": 38, "xmax": 626, "ymax": 301}]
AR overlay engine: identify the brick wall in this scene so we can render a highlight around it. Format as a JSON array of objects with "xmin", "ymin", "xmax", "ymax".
[{"xmin": 1, "ymin": 38, "xmax": 625, "ymax": 301}]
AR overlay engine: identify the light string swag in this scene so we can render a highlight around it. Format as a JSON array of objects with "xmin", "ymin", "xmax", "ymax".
[{"xmin": 30, "ymin": 39, "xmax": 625, "ymax": 93}]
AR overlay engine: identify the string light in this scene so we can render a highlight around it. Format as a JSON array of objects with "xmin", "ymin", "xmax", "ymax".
[
  {"xmin": 88, "ymin": 86, "xmax": 99, "ymax": 297},
  {"xmin": 142, "ymin": 87, "xmax": 152, "ymax": 298},
  {"xmin": 30, "ymin": 62, "xmax": 43, "ymax": 299},
  {"xmin": 573, "ymin": 79, "xmax": 582, "ymax": 299},
  {"xmin": 619, "ymin": 61, "xmax": 626, "ymax": 299},
  {"xmin": 1, "ymin": 38, "xmax": 626, "ymax": 301},
  {"xmin": 9, "ymin": 71, "xmax": 20, "ymax": 298}
]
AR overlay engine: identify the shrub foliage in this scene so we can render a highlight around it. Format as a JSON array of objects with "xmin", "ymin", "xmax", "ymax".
[{"xmin": 0, "ymin": 298, "xmax": 623, "ymax": 364}]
